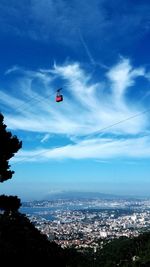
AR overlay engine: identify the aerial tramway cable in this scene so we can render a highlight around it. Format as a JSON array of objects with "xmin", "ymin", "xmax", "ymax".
[
  {"xmin": 0, "ymin": 88, "xmax": 63, "ymax": 116},
  {"xmin": 12, "ymin": 106, "xmax": 150, "ymax": 166},
  {"xmin": 1, "ymin": 69, "xmax": 149, "ymax": 165},
  {"xmin": 83, "ymin": 108, "xmax": 150, "ymax": 139}
]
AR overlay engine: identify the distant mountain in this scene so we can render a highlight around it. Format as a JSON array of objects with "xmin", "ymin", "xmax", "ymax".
[{"xmin": 43, "ymin": 190, "xmax": 136, "ymax": 200}]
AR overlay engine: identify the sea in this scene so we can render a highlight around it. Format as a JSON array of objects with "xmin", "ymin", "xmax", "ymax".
[
  {"xmin": 20, "ymin": 201, "xmax": 130, "ymax": 221},
  {"xmin": 20, "ymin": 203, "xmax": 90, "ymax": 221}
]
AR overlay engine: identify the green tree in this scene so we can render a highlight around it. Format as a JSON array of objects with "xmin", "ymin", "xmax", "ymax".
[
  {"xmin": 0, "ymin": 195, "xmax": 21, "ymax": 213},
  {"xmin": 0, "ymin": 113, "xmax": 22, "ymax": 182},
  {"xmin": 0, "ymin": 113, "xmax": 22, "ymax": 212}
]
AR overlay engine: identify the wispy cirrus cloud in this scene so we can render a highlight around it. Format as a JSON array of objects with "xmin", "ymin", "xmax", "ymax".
[
  {"xmin": 13, "ymin": 136, "xmax": 150, "ymax": 163},
  {"xmin": 1, "ymin": 57, "xmax": 150, "ymax": 162},
  {"xmin": 40, "ymin": 134, "xmax": 52, "ymax": 143},
  {"xmin": 107, "ymin": 58, "xmax": 145, "ymax": 102}
]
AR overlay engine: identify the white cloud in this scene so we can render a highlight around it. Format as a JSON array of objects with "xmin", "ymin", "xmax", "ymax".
[
  {"xmin": 4, "ymin": 65, "xmax": 20, "ymax": 75},
  {"xmin": 2, "ymin": 57, "xmax": 150, "ymax": 162},
  {"xmin": 12, "ymin": 135, "xmax": 150, "ymax": 162},
  {"xmin": 107, "ymin": 58, "xmax": 145, "ymax": 102},
  {"xmin": 40, "ymin": 133, "xmax": 52, "ymax": 143}
]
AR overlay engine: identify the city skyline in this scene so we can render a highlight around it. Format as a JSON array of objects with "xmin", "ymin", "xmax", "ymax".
[{"xmin": 0, "ymin": 0, "xmax": 150, "ymax": 200}]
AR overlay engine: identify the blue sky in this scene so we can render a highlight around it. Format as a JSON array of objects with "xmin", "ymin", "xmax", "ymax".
[{"xmin": 0, "ymin": 0, "xmax": 150, "ymax": 200}]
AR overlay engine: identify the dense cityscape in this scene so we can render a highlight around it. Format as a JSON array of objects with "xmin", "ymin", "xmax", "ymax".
[{"xmin": 21, "ymin": 196, "xmax": 150, "ymax": 250}]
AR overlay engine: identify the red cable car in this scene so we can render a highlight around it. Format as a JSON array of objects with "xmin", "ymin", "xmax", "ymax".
[{"xmin": 56, "ymin": 88, "xmax": 63, "ymax": 102}]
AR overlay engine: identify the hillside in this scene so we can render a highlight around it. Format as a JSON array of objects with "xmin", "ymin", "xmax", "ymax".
[
  {"xmin": 93, "ymin": 233, "xmax": 150, "ymax": 266},
  {"xmin": 1, "ymin": 210, "xmax": 150, "ymax": 266},
  {"xmin": 0, "ymin": 211, "xmax": 67, "ymax": 265},
  {"xmin": 0, "ymin": 211, "xmax": 91, "ymax": 266}
]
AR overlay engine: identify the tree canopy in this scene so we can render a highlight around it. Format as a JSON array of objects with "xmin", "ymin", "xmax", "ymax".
[
  {"xmin": 0, "ymin": 113, "xmax": 22, "ymax": 182},
  {"xmin": 0, "ymin": 194, "xmax": 21, "ymax": 213}
]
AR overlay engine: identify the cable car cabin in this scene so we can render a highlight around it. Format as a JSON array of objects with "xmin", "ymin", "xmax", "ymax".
[
  {"xmin": 56, "ymin": 89, "xmax": 63, "ymax": 102},
  {"xmin": 56, "ymin": 94, "xmax": 63, "ymax": 102}
]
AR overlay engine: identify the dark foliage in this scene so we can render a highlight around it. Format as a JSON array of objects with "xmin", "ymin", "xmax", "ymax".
[
  {"xmin": 0, "ymin": 212, "xmax": 67, "ymax": 265},
  {"xmin": 2, "ymin": 209, "xmax": 150, "ymax": 267},
  {"xmin": 0, "ymin": 113, "xmax": 22, "ymax": 182},
  {"xmin": 89, "ymin": 233, "xmax": 150, "ymax": 267},
  {"xmin": 0, "ymin": 195, "xmax": 21, "ymax": 213},
  {"xmin": 64, "ymin": 247, "xmax": 93, "ymax": 267}
]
